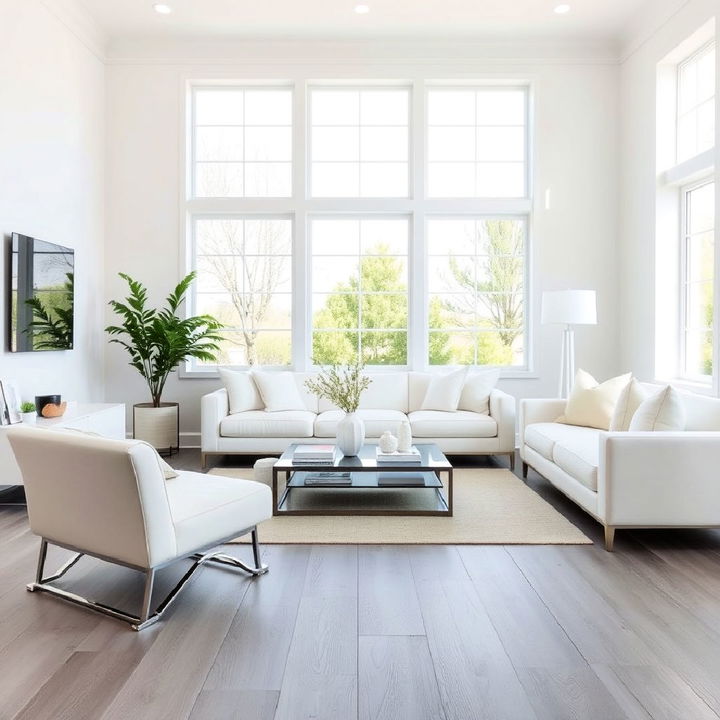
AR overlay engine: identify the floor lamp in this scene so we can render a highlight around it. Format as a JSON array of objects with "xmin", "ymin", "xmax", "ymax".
[{"xmin": 541, "ymin": 290, "xmax": 597, "ymax": 398}]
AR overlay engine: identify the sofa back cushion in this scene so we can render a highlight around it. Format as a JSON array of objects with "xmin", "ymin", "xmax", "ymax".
[
  {"xmin": 219, "ymin": 368, "xmax": 263, "ymax": 414},
  {"xmin": 317, "ymin": 372, "xmax": 408, "ymax": 413},
  {"xmin": 409, "ymin": 373, "xmax": 431, "ymax": 412},
  {"xmin": 639, "ymin": 383, "xmax": 720, "ymax": 431}
]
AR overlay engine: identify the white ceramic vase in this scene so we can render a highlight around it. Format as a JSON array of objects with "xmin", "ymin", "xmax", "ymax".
[
  {"xmin": 379, "ymin": 430, "xmax": 398, "ymax": 454},
  {"xmin": 397, "ymin": 420, "xmax": 412, "ymax": 452},
  {"xmin": 337, "ymin": 412, "xmax": 365, "ymax": 456}
]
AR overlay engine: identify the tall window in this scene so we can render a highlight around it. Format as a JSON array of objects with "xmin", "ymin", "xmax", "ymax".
[
  {"xmin": 187, "ymin": 81, "xmax": 530, "ymax": 372},
  {"xmin": 681, "ymin": 181, "xmax": 715, "ymax": 381},
  {"xmin": 311, "ymin": 218, "xmax": 409, "ymax": 365},
  {"xmin": 677, "ymin": 42, "xmax": 716, "ymax": 163},
  {"xmin": 427, "ymin": 88, "xmax": 527, "ymax": 198},
  {"xmin": 193, "ymin": 87, "xmax": 292, "ymax": 197},
  {"xmin": 309, "ymin": 88, "xmax": 409, "ymax": 197},
  {"xmin": 427, "ymin": 218, "xmax": 525, "ymax": 365},
  {"xmin": 193, "ymin": 217, "xmax": 292, "ymax": 366}
]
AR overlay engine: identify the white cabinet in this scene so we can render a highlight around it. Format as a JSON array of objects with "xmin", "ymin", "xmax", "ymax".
[{"xmin": 0, "ymin": 403, "xmax": 125, "ymax": 487}]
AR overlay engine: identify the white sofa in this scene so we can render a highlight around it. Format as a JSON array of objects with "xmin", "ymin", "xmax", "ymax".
[
  {"xmin": 519, "ymin": 385, "xmax": 720, "ymax": 551},
  {"xmin": 201, "ymin": 371, "xmax": 516, "ymax": 468}
]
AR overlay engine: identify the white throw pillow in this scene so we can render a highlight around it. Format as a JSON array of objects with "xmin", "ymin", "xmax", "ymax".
[
  {"xmin": 218, "ymin": 368, "xmax": 263, "ymax": 415},
  {"xmin": 458, "ymin": 369, "xmax": 501, "ymax": 415},
  {"xmin": 252, "ymin": 371, "xmax": 306, "ymax": 412},
  {"xmin": 421, "ymin": 367, "xmax": 469, "ymax": 412},
  {"xmin": 557, "ymin": 369, "xmax": 631, "ymax": 431},
  {"xmin": 628, "ymin": 385, "xmax": 686, "ymax": 431},
  {"xmin": 609, "ymin": 377, "xmax": 649, "ymax": 432}
]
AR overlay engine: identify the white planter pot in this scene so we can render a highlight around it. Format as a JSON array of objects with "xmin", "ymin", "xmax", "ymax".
[
  {"xmin": 336, "ymin": 412, "xmax": 365, "ymax": 456},
  {"xmin": 133, "ymin": 403, "xmax": 179, "ymax": 453},
  {"xmin": 21, "ymin": 412, "xmax": 36, "ymax": 424}
]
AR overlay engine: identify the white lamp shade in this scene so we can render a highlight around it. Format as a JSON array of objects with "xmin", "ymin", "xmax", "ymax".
[{"xmin": 541, "ymin": 290, "xmax": 597, "ymax": 325}]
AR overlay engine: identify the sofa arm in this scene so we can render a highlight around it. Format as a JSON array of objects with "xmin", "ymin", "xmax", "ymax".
[
  {"xmin": 489, "ymin": 389, "xmax": 516, "ymax": 453},
  {"xmin": 599, "ymin": 431, "xmax": 720, "ymax": 526},
  {"xmin": 201, "ymin": 389, "xmax": 229, "ymax": 452},
  {"xmin": 518, "ymin": 398, "xmax": 567, "ymax": 444}
]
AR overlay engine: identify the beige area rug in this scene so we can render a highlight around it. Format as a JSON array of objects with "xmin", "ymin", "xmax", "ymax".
[{"xmin": 209, "ymin": 467, "xmax": 591, "ymax": 545}]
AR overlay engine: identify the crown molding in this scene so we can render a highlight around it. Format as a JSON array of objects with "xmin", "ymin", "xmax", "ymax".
[{"xmin": 39, "ymin": 0, "xmax": 107, "ymax": 61}]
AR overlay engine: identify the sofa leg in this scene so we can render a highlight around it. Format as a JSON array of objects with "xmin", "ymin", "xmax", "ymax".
[
  {"xmin": 509, "ymin": 453, "xmax": 515, "ymax": 472},
  {"xmin": 522, "ymin": 461, "xmax": 528, "ymax": 479},
  {"xmin": 604, "ymin": 526, "xmax": 616, "ymax": 552},
  {"xmin": 201, "ymin": 452, "xmax": 207, "ymax": 470}
]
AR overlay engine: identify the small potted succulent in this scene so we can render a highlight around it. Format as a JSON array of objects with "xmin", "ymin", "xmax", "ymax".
[
  {"xmin": 20, "ymin": 402, "xmax": 37, "ymax": 423},
  {"xmin": 305, "ymin": 363, "xmax": 372, "ymax": 456}
]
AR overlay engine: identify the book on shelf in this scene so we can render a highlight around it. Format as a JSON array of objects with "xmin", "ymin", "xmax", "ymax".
[
  {"xmin": 293, "ymin": 444, "xmax": 336, "ymax": 460},
  {"xmin": 377, "ymin": 473, "xmax": 427, "ymax": 486},
  {"xmin": 376, "ymin": 446, "xmax": 422, "ymax": 463},
  {"xmin": 303, "ymin": 471, "xmax": 352, "ymax": 486}
]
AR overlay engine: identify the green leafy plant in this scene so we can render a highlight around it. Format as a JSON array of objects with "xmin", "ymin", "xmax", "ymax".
[
  {"xmin": 20, "ymin": 402, "xmax": 36, "ymax": 414},
  {"xmin": 25, "ymin": 272, "xmax": 74, "ymax": 350},
  {"xmin": 304, "ymin": 363, "xmax": 372, "ymax": 414},
  {"xmin": 106, "ymin": 272, "xmax": 224, "ymax": 407}
]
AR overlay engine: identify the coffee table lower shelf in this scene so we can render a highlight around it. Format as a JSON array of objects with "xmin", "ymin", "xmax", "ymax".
[{"xmin": 271, "ymin": 468, "xmax": 453, "ymax": 517}]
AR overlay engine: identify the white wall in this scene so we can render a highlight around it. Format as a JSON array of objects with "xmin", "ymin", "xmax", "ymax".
[
  {"xmin": 0, "ymin": 0, "xmax": 105, "ymax": 407},
  {"xmin": 105, "ymin": 50, "xmax": 620, "ymax": 442},
  {"xmin": 619, "ymin": 0, "xmax": 719, "ymax": 381}
]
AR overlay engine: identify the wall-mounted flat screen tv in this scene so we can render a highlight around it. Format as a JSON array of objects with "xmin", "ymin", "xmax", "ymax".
[{"xmin": 9, "ymin": 233, "xmax": 74, "ymax": 352}]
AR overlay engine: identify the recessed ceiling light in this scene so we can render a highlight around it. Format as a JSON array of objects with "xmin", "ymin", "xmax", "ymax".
[
  {"xmin": 354, "ymin": 4, "xmax": 370, "ymax": 14},
  {"xmin": 153, "ymin": 3, "xmax": 172, "ymax": 13},
  {"xmin": 554, "ymin": 4, "xmax": 570, "ymax": 13}
]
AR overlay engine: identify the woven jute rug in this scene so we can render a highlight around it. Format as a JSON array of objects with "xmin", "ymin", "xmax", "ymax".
[{"xmin": 209, "ymin": 467, "xmax": 591, "ymax": 545}]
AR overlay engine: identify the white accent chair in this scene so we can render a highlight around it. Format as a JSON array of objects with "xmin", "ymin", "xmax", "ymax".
[
  {"xmin": 7, "ymin": 427, "xmax": 272, "ymax": 631},
  {"xmin": 519, "ymin": 388, "xmax": 720, "ymax": 551}
]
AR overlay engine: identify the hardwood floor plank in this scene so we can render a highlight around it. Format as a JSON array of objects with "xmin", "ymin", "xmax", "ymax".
[
  {"xmin": 359, "ymin": 546, "xmax": 425, "ymax": 636},
  {"xmin": 413, "ymin": 577, "xmax": 538, "ymax": 720},
  {"xmin": 189, "ymin": 690, "xmax": 279, "ymax": 720},
  {"xmin": 459, "ymin": 546, "xmax": 585, "ymax": 669},
  {"xmin": 404, "ymin": 545, "xmax": 469, "ymax": 584},
  {"xmin": 359, "ymin": 636, "xmax": 445, "ymax": 720}
]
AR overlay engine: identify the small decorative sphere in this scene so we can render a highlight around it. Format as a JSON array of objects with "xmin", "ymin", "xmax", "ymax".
[{"xmin": 379, "ymin": 430, "xmax": 398, "ymax": 454}]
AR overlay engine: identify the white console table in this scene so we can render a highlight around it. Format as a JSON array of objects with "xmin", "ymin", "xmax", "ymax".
[{"xmin": 0, "ymin": 403, "xmax": 126, "ymax": 488}]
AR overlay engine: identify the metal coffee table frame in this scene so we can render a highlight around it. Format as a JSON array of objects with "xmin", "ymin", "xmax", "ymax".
[{"xmin": 272, "ymin": 443, "xmax": 453, "ymax": 517}]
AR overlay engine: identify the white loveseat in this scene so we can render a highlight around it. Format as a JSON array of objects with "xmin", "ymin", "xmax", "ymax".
[
  {"xmin": 519, "ymin": 385, "xmax": 720, "ymax": 551},
  {"xmin": 201, "ymin": 372, "xmax": 516, "ymax": 467}
]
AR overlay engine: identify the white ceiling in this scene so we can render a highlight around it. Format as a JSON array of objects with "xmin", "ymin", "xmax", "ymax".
[{"xmin": 77, "ymin": 0, "xmax": 655, "ymax": 43}]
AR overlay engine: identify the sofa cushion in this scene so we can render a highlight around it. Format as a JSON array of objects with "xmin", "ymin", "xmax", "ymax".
[
  {"xmin": 525, "ymin": 422, "xmax": 599, "ymax": 461},
  {"xmin": 421, "ymin": 368, "xmax": 468, "ymax": 412},
  {"xmin": 458, "ymin": 369, "xmax": 500, "ymax": 414},
  {"xmin": 318, "ymin": 373, "xmax": 409, "ymax": 413},
  {"xmin": 408, "ymin": 410, "xmax": 497, "ymax": 438},
  {"xmin": 629, "ymin": 386, "xmax": 686, "ymax": 431},
  {"xmin": 552, "ymin": 435, "xmax": 599, "ymax": 492},
  {"xmin": 251, "ymin": 371, "xmax": 306, "ymax": 412},
  {"xmin": 220, "ymin": 410, "xmax": 316, "ymax": 438},
  {"xmin": 557, "ymin": 369, "xmax": 631, "ymax": 430},
  {"xmin": 167, "ymin": 471, "xmax": 271, "ymax": 555},
  {"xmin": 314, "ymin": 410, "xmax": 406, "ymax": 438}
]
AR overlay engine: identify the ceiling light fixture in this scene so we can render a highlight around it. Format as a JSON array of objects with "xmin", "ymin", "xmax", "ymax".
[
  {"xmin": 554, "ymin": 4, "xmax": 570, "ymax": 13},
  {"xmin": 153, "ymin": 3, "xmax": 173, "ymax": 13},
  {"xmin": 354, "ymin": 4, "xmax": 370, "ymax": 14}
]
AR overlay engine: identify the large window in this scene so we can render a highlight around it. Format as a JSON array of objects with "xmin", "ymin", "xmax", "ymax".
[
  {"xmin": 193, "ymin": 87, "xmax": 292, "ymax": 197},
  {"xmin": 681, "ymin": 181, "xmax": 715, "ymax": 381},
  {"xmin": 193, "ymin": 217, "xmax": 293, "ymax": 366},
  {"xmin": 677, "ymin": 42, "xmax": 716, "ymax": 164},
  {"xmin": 186, "ymin": 80, "xmax": 530, "ymax": 373},
  {"xmin": 309, "ymin": 88, "xmax": 409, "ymax": 197},
  {"xmin": 427, "ymin": 88, "xmax": 527, "ymax": 198},
  {"xmin": 311, "ymin": 218, "xmax": 409, "ymax": 365},
  {"xmin": 427, "ymin": 218, "xmax": 525, "ymax": 365}
]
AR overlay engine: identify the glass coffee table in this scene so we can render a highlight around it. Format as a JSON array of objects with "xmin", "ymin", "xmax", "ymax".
[{"xmin": 271, "ymin": 443, "xmax": 453, "ymax": 517}]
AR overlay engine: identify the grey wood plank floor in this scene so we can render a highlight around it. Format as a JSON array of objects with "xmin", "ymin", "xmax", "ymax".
[{"xmin": 2, "ymin": 450, "xmax": 720, "ymax": 720}]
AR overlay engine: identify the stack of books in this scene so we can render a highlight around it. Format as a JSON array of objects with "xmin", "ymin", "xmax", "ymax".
[
  {"xmin": 376, "ymin": 446, "xmax": 422, "ymax": 463},
  {"xmin": 304, "ymin": 471, "xmax": 352, "ymax": 486},
  {"xmin": 293, "ymin": 444, "xmax": 337, "ymax": 464}
]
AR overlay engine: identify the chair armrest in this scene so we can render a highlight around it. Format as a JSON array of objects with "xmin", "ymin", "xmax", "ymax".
[
  {"xmin": 518, "ymin": 398, "xmax": 567, "ymax": 444},
  {"xmin": 599, "ymin": 431, "xmax": 720, "ymax": 526},
  {"xmin": 201, "ymin": 389, "xmax": 229, "ymax": 452},
  {"xmin": 489, "ymin": 389, "xmax": 516, "ymax": 452}
]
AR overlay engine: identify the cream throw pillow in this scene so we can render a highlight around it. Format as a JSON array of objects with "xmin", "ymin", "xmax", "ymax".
[
  {"xmin": 219, "ymin": 368, "xmax": 263, "ymax": 415},
  {"xmin": 421, "ymin": 367, "xmax": 468, "ymax": 412},
  {"xmin": 609, "ymin": 377, "xmax": 649, "ymax": 431},
  {"xmin": 458, "ymin": 368, "xmax": 501, "ymax": 415},
  {"xmin": 557, "ymin": 369, "xmax": 631, "ymax": 430},
  {"xmin": 252, "ymin": 371, "xmax": 306, "ymax": 412},
  {"xmin": 628, "ymin": 385, "xmax": 686, "ymax": 431}
]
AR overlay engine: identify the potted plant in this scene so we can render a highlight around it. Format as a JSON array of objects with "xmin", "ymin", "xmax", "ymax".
[
  {"xmin": 20, "ymin": 402, "xmax": 36, "ymax": 424},
  {"xmin": 305, "ymin": 363, "xmax": 372, "ymax": 456},
  {"xmin": 106, "ymin": 272, "xmax": 223, "ymax": 454}
]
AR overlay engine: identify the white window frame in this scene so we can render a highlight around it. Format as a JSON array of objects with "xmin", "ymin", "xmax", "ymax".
[{"xmin": 182, "ymin": 78, "xmax": 533, "ymax": 378}]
